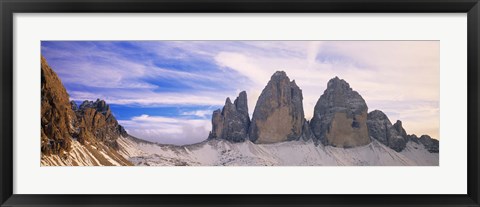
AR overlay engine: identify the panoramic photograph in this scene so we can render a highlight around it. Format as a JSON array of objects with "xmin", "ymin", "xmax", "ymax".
[{"xmin": 40, "ymin": 41, "xmax": 439, "ymax": 166}]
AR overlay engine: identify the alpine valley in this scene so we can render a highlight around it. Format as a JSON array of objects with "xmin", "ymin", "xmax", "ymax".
[{"xmin": 41, "ymin": 56, "xmax": 439, "ymax": 166}]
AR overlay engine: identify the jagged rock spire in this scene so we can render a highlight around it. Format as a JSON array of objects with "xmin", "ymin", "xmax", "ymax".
[{"xmin": 208, "ymin": 91, "xmax": 250, "ymax": 142}]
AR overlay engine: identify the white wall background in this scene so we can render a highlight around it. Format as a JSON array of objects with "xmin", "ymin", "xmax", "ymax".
[{"xmin": 13, "ymin": 13, "xmax": 467, "ymax": 194}]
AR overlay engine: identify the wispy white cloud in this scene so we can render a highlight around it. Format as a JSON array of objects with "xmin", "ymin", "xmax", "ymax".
[
  {"xmin": 118, "ymin": 114, "xmax": 211, "ymax": 145},
  {"xmin": 181, "ymin": 110, "xmax": 212, "ymax": 119}
]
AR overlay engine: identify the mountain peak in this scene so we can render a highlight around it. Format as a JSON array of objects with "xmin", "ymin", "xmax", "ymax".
[
  {"xmin": 249, "ymin": 71, "xmax": 305, "ymax": 143},
  {"xmin": 272, "ymin": 70, "xmax": 287, "ymax": 77},
  {"xmin": 311, "ymin": 76, "xmax": 370, "ymax": 148},
  {"xmin": 209, "ymin": 91, "xmax": 250, "ymax": 142},
  {"xmin": 368, "ymin": 110, "xmax": 389, "ymax": 120},
  {"xmin": 367, "ymin": 110, "xmax": 408, "ymax": 152},
  {"xmin": 225, "ymin": 97, "xmax": 232, "ymax": 105},
  {"xmin": 327, "ymin": 76, "xmax": 351, "ymax": 90},
  {"xmin": 79, "ymin": 99, "xmax": 110, "ymax": 115}
]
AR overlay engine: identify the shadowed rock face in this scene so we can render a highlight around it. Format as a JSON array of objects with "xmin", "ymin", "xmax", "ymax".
[
  {"xmin": 393, "ymin": 120, "xmax": 408, "ymax": 139},
  {"xmin": 249, "ymin": 71, "xmax": 305, "ymax": 144},
  {"xmin": 366, "ymin": 110, "xmax": 407, "ymax": 152},
  {"xmin": 301, "ymin": 119, "xmax": 314, "ymax": 141},
  {"xmin": 418, "ymin": 135, "xmax": 439, "ymax": 153},
  {"xmin": 407, "ymin": 134, "xmax": 439, "ymax": 153},
  {"xmin": 310, "ymin": 77, "xmax": 370, "ymax": 148},
  {"xmin": 208, "ymin": 91, "xmax": 250, "ymax": 142}
]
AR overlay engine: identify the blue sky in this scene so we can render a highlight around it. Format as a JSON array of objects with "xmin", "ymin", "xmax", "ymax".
[{"xmin": 42, "ymin": 41, "xmax": 439, "ymax": 145}]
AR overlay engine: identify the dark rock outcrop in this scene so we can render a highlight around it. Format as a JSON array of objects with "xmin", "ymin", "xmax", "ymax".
[
  {"xmin": 249, "ymin": 71, "xmax": 305, "ymax": 144},
  {"xmin": 366, "ymin": 110, "xmax": 407, "ymax": 152},
  {"xmin": 407, "ymin": 134, "xmax": 420, "ymax": 144},
  {"xmin": 418, "ymin": 135, "xmax": 439, "ymax": 153},
  {"xmin": 407, "ymin": 134, "xmax": 439, "ymax": 153},
  {"xmin": 208, "ymin": 91, "xmax": 250, "ymax": 142},
  {"xmin": 310, "ymin": 77, "xmax": 370, "ymax": 148},
  {"xmin": 393, "ymin": 120, "xmax": 408, "ymax": 140},
  {"xmin": 301, "ymin": 119, "xmax": 314, "ymax": 141}
]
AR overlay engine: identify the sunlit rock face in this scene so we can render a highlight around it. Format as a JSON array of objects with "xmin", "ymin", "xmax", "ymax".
[
  {"xmin": 208, "ymin": 91, "xmax": 250, "ymax": 142},
  {"xmin": 73, "ymin": 99, "xmax": 127, "ymax": 149},
  {"xmin": 41, "ymin": 56, "xmax": 75, "ymax": 155},
  {"xmin": 249, "ymin": 71, "xmax": 305, "ymax": 144},
  {"xmin": 310, "ymin": 77, "xmax": 371, "ymax": 148}
]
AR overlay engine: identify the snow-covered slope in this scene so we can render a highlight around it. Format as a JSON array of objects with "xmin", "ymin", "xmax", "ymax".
[
  {"xmin": 41, "ymin": 138, "xmax": 133, "ymax": 166},
  {"xmin": 117, "ymin": 136, "xmax": 438, "ymax": 166}
]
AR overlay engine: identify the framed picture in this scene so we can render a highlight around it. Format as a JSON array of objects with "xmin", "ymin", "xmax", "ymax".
[{"xmin": 1, "ymin": 0, "xmax": 479, "ymax": 206}]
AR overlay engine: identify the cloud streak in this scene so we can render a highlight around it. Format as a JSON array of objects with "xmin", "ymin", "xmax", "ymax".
[{"xmin": 119, "ymin": 114, "xmax": 211, "ymax": 145}]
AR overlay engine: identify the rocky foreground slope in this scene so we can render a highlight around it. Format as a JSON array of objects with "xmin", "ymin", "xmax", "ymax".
[{"xmin": 41, "ymin": 56, "xmax": 131, "ymax": 166}]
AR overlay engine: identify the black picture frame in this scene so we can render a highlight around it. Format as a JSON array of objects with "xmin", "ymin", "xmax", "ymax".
[{"xmin": 1, "ymin": 0, "xmax": 479, "ymax": 206}]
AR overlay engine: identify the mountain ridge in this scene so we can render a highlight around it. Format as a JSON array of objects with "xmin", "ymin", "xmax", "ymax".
[
  {"xmin": 41, "ymin": 56, "xmax": 438, "ymax": 166},
  {"xmin": 208, "ymin": 71, "xmax": 438, "ymax": 154}
]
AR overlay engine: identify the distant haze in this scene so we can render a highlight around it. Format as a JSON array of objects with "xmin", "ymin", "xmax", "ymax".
[{"xmin": 42, "ymin": 41, "xmax": 439, "ymax": 145}]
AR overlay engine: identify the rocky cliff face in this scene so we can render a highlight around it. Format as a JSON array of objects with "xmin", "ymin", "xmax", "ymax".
[
  {"xmin": 41, "ymin": 56, "xmax": 75, "ymax": 155},
  {"xmin": 366, "ymin": 110, "xmax": 408, "ymax": 152},
  {"xmin": 72, "ymin": 99, "xmax": 127, "ymax": 149},
  {"xmin": 408, "ymin": 134, "xmax": 439, "ymax": 153},
  {"xmin": 41, "ymin": 56, "xmax": 131, "ymax": 165},
  {"xmin": 208, "ymin": 91, "xmax": 250, "ymax": 142},
  {"xmin": 419, "ymin": 135, "xmax": 439, "ymax": 153},
  {"xmin": 205, "ymin": 71, "xmax": 437, "ymax": 154},
  {"xmin": 249, "ymin": 71, "xmax": 305, "ymax": 144},
  {"xmin": 393, "ymin": 120, "xmax": 408, "ymax": 140},
  {"xmin": 310, "ymin": 77, "xmax": 370, "ymax": 148}
]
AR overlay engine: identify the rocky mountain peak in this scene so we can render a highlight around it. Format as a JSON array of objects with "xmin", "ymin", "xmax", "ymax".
[
  {"xmin": 208, "ymin": 91, "xmax": 251, "ymax": 142},
  {"xmin": 418, "ymin": 135, "xmax": 439, "ymax": 153},
  {"xmin": 249, "ymin": 71, "xmax": 305, "ymax": 143},
  {"xmin": 79, "ymin": 99, "xmax": 110, "ymax": 115},
  {"xmin": 225, "ymin": 97, "xmax": 232, "ymax": 105},
  {"xmin": 310, "ymin": 76, "xmax": 370, "ymax": 148},
  {"xmin": 366, "ymin": 109, "xmax": 408, "ymax": 152},
  {"xmin": 393, "ymin": 120, "xmax": 408, "ymax": 138},
  {"xmin": 271, "ymin": 70, "xmax": 288, "ymax": 78},
  {"xmin": 407, "ymin": 134, "xmax": 439, "ymax": 153},
  {"xmin": 327, "ymin": 76, "xmax": 350, "ymax": 89},
  {"xmin": 234, "ymin": 91, "xmax": 248, "ymax": 115},
  {"xmin": 368, "ymin": 110, "xmax": 389, "ymax": 120},
  {"xmin": 73, "ymin": 98, "xmax": 125, "ymax": 149}
]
